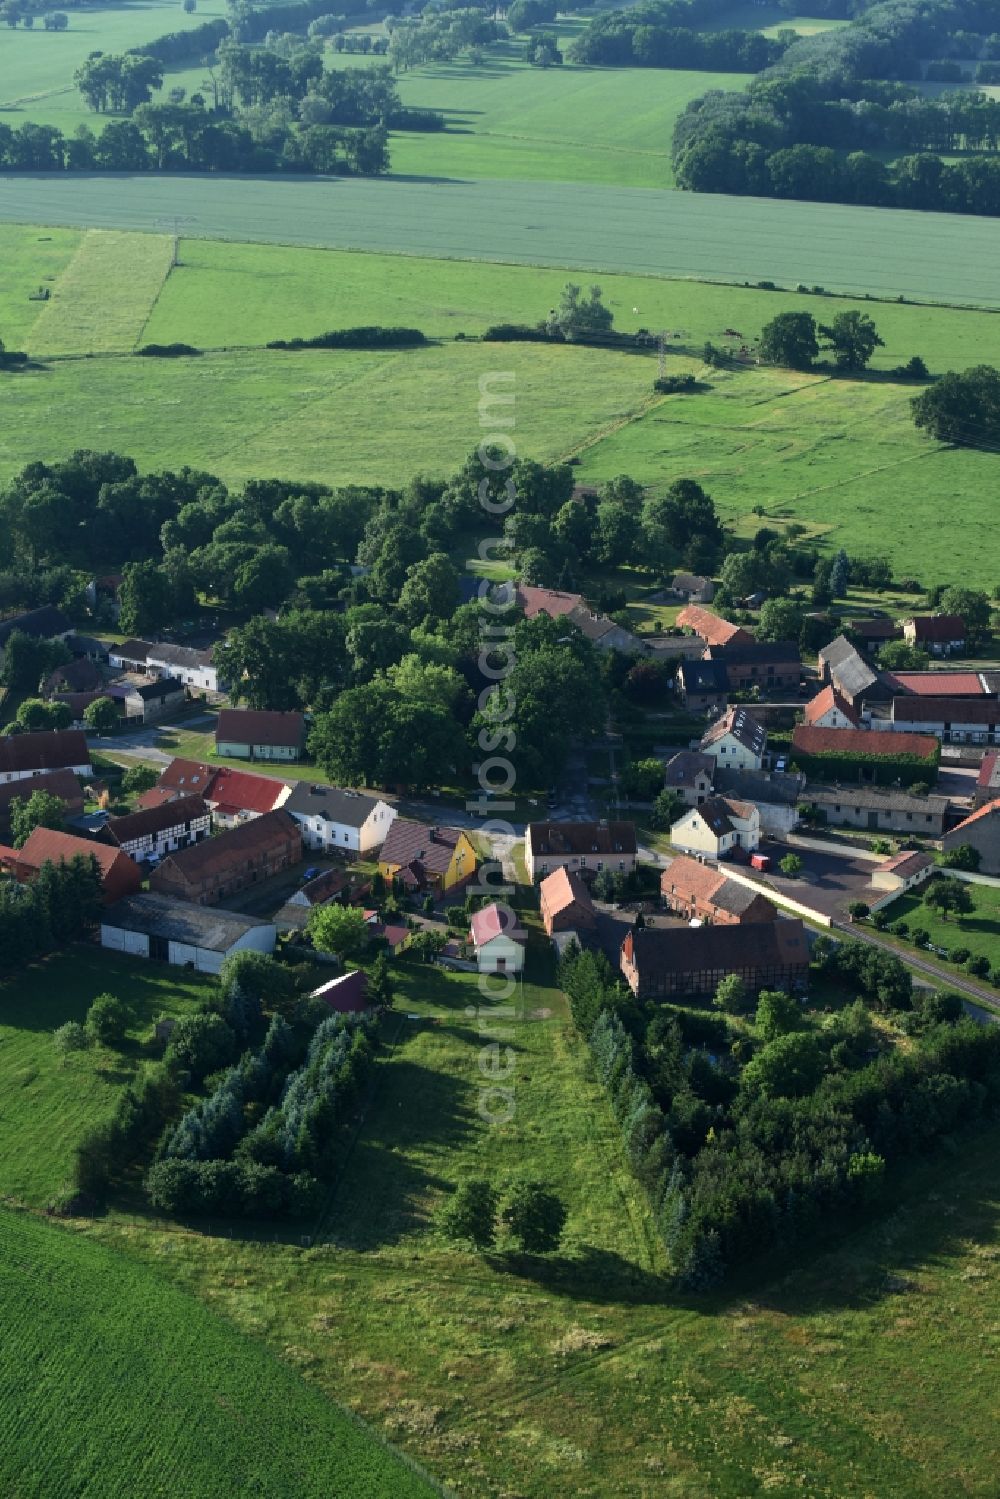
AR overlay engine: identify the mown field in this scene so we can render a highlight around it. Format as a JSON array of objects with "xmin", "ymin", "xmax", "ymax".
[
  {"xmin": 0, "ymin": 1207, "xmax": 435, "ymax": 1498},
  {"xmin": 2, "ymin": 174, "xmax": 999, "ymax": 304},
  {"xmin": 0, "ymin": 948, "xmax": 214, "ymax": 1206},
  {"xmin": 80, "ymin": 951, "xmax": 1000, "ymax": 1497}
]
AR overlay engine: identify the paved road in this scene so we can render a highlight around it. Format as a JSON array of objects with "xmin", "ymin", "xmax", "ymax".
[{"xmin": 832, "ymin": 919, "xmax": 1000, "ymax": 1019}]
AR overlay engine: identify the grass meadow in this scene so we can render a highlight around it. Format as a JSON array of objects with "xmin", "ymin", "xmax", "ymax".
[
  {"xmin": 0, "ymin": 1208, "xmax": 434, "ymax": 1498},
  {"xmin": 0, "ymin": 947, "xmax": 214, "ymax": 1206},
  {"xmin": 80, "ymin": 950, "xmax": 1000, "ymax": 1497},
  {"xmin": 28, "ymin": 229, "xmax": 175, "ymax": 354},
  {"xmin": 880, "ymin": 882, "xmax": 1000, "ymax": 973}
]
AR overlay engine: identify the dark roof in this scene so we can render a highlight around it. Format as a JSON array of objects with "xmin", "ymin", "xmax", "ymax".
[
  {"xmin": 104, "ymin": 793, "xmax": 209, "ymax": 847},
  {"xmin": 792, "ymin": 725, "xmax": 938, "ymax": 761},
  {"xmin": 803, "ymin": 784, "xmax": 948, "ymax": 815},
  {"xmin": 128, "ymin": 677, "xmax": 184, "ymax": 702},
  {"xmin": 849, "ymin": 618, "xmax": 901, "ymax": 640},
  {"xmin": 0, "ymin": 769, "xmax": 84, "ymax": 822},
  {"xmin": 624, "ymin": 919, "xmax": 808, "ymax": 977},
  {"xmin": 155, "ymin": 809, "xmax": 300, "ymax": 881},
  {"xmin": 819, "ymin": 636, "xmax": 878, "ymax": 700},
  {"xmin": 0, "ymin": 605, "xmax": 71, "ymax": 647},
  {"xmin": 701, "ymin": 706, "xmax": 766, "ymax": 756},
  {"xmin": 113, "ymin": 639, "xmax": 151, "ymax": 662},
  {"xmin": 44, "ymin": 657, "xmax": 103, "ymax": 694},
  {"xmin": 709, "ymin": 640, "xmax": 801, "ymax": 667},
  {"xmin": 712, "ymin": 879, "xmax": 775, "ymax": 917},
  {"xmin": 0, "ymin": 729, "xmax": 89, "ymax": 776},
  {"xmin": 528, "ymin": 821, "xmax": 638, "ymax": 857},
  {"xmin": 684, "ymin": 795, "xmax": 756, "ymax": 837},
  {"xmin": 103, "ymin": 891, "xmax": 270, "ymax": 950},
  {"xmin": 284, "ymin": 781, "xmax": 381, "ymax": 827},
  {"xmin": 215, "ymin": 709, "xmax": 304, "ymax": 749},
  {"xmin": 663, "ymin": 751, "xmax": 715, "ymax": 789},
  {"xmin": 147, "ymin": 642, "xmax": 214, "ymax": 670},
  {"xmin": 890, "ymin": 697, "xmax": 999, "ymax": 725},
  {"xmin": 379, "ymin": 819, "xmax": 468, "ymax": 876},
  {"xmin": 906, "ymin": 614, "xmax": 965, "ymax": 641},
  {"xmin": 713, "ymin": 768, "xmax": 805, "ymax": 806},
  {"xmin": 678, "ymin": 659, "xmax": 729, "ymax": 693}
]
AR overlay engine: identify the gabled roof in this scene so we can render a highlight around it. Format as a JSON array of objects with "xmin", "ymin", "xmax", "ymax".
[
  {"xmin": 44, "ymin": 657, "xmax": 103, "ymax": 694},
  {"xmin": 678, "ymin": 659, "xmax": 729, "ymax": 693},
  {"xmin": 890, "ymin": 697, "xmax": 999, "ymax": 725},
  {"xmin": 565, "ymin": 604, "xmax": 627, "ymax": 643},
  {"xmin": 380, "ymin": 818, "xmax": 469, "ymax": 876},
  {"xmin": 792, "ymin": 725, "xmax": 938, "ymax": 761},
  {"xmin": 527, "ymin": 820, "xmax": 637, "ymax": 857},
  {"xmin": 470, "ymin": 902, "xmax": 525, "ymax": 948},
  {"xmin": 663, "ymin": 750, "xmax": 715, "ymax": 789},
  {"xmin": 516, "ymin": 585, "xmax": 584, "ymax": 620},
  {"xmin": 104, "ymin": 793, "xmax": 209, "ymax": 847},
  {"xmin": 17, "ymin": 825, "xmax": 129, "ymax": 879},
  {"xmin": 819, "ymin": 635, "xmax": 878, "ymax": 699},
  {"xmin": 946, "ymin": 798, "xmax": 1000, "ymax": 837},
  {"xmin": 661, "ymin": 854, "xmax": 727, "ymax": 904},
  {"xmin": 538, "ymin": 866, "xmax": 594, "ymax": 919},
  {"xmin": 103, "ymin": 891, "xmax": 270, "ymax": 950},
  {"xmin": 623, "ymin": 918, "xmax": 808, "ymax": 977},
  {"xmin": 154, "ymin": 809, "xmax": 300, "ymax": 881},
  {"xmin": 157, "ymin": 758, "xmax": 219, "ymax": 796},
  {"xmin": 0, "ymin": 605, "xmax": 71, "ymax": 647},
  {"xmin": 713, "ymin": 768, "xmax": 805, "ymax": 807},
  {"xmin": 803, "ymin": 684, "xmax": 859, "ymax": 727},
  {"xmin": 0, "ymin": 729, "xmax": 89, "ymax": 776},
  {"xmin": 310, "ymin": 970, "xmax": 370, "ymax": 1012},
  {"xmin": 112, "ymin": 639, "xmax": 151, "ymax": 662},
  {"xmin": 147, "ymin": 642, "xmax": 215, "ymax": 671},
  {"xmin": 803, "ymin": 783, "xmax": 948, "ymax": 815},
  {"xmin": 906, "ymin": 614, "xmax": 965, "ymax": 641},
  {"xmin": 677, "ymin": 605, "xmax": 748, "ymax": 647},
  {"xmin": 877, "ymin": 850, "xmax": 934, "ymax": 878},
  {"xmin": 208, "ymin": 766, "xmax": 290, "ymax": 817},
  {"xmin": 710, "ymin": 639, "xmax": 801, "ymax": 667},
  {"xmin": 848, "ymin": 617, "xmax": 901, "ymax": 640},
  {"xmin": 215, "ymin": 709, "xmax": 304, "ymax": 749},
  {"xmin": 887, "ymin": 671, "xmax": 985, "ymax": 698},
  {"xmin": 700, "ymin": 706, "xmax": 766, "ymax": 755},
  {"xmin": 682, "ymin": 796, "xmax": 757, "ymax": 838},
  {"xmin": 284, "ymin": 781, "xmax": 382, "ymax": 827},
  {"xmin": 0, "ymin": 769, "xmax": 84, "ymax": 822},
  {"xmin": 977, "ymin": 752, "xmax": 1000, "ymax": 791}
]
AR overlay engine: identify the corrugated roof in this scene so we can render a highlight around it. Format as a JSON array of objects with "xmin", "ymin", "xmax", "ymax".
[{"xmin": 103, "ymin": 891, "xmax": 270, "ymax": 950}]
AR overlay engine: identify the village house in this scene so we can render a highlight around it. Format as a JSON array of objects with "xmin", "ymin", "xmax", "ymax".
[
  {"xmin": 310, "ymin": 971, "xmax": 372, "ymax": 1014},
  {"xmin": 215, "ymin": 708, "xmax": 306, "ymax": 763},
  {"xmin": 109, "ymin": 640, "xmax": 222, "ymax": 693},
  {"xmin": 100, "ymin": 793, "xmax": 212, "ymax": 865},
  {"xmin": 204, "ymin": 766, "xmax": 292, "ymax": 827},
  {"xmin": 881, "ymin": 696, "xmax": 1000, "ymax": 746},
  {"xmin": 660, "ymin": 854, "xmax": 777, "ymax": 926},
  {"xmin": 801, "ymin": 784, "xmax": 948, "ymax": 837},
  {"xmin": 663, "ymin": 750, "xmax": 715, "ymax": 807},
  {"xmin": 975, "ymin": 751, "xmax": 1000, "ymax": 808},
  {"xmin": 470, "ymin": 902, "xmax": 526, "ymax": 975},
  {"xmin": 0, "ymin": 769, "xmax": 84, "ymax": 839},
  {"xmin": 44, "ymin": 656, "xmax": 104, "ymax": 696},
  {"xmin": 713, "ymin": 767, "xmax": 805, "ymax": 836},
  {"xmin": 620, "ymin": 918, "xmax": 810, "ymax": 1000},
  {"xmin": 675, "ymin": 658, "xmax": 730, "ymax": 713},
  {"xmin": 516, "ymin": 584, "xmax": 585, "ymax": 620},
  {"xmin": 848, "ymin": 618, "xmax": 903, "ymax": 655},
  {"xmin": 378, "ymin": 819, "xmax": 478, "ymax": 894},
  {"xmin": 666, "ymin": 572, "xmax": 715, "ymax": 605},
  {"xmin": 105, "ymin": 677, "xmax": 185, "ymax": 724},
  {"xmin": 100, "ymin": 892, "xmax": 276, "ymax": 973},
  {"xmin": 941, "ymin": 800, "xmax": 1000, "ymax": 874},
  {"xmin": 11, "ymin": 825, "xmax": 142, "ymax": 904},
  {"xmin": 670, "ymin": 796, "xmax": 760, "ymax": 859},
  {"xmin": 565, "ymin": 603, "xmax": 639, "ymax": 654},
  {"xmin": 817, "ymin": 635, "xmax": 890, "ymax": 713},
  {"xmin": 538, "ymin": 866, "xmax": 597, "ymax": 937},
  {"xmin": 903, "ymin": 614, "xmax": 966, "ymax": 657},
  {"xmin": 0, "ymin": 729, "xmax": 91, "ymax": 786},
  {"xmin": 803, "ymin": 684, "xmax": 859, "ymax": 730},
  {"xmin": 524, "ymin": 820, "xmax": 638, "ymax": 882},
  {"xmin": 707, "ymin": 639, "xmax": 801, "ymax": 693},
  {"xmin": 150, "ymin": 809, "xmax": 302, "ymax": 905},
  {"xmin": 699, "ymin": 705, "xmax": 766, "ymax": 771},
  {"xmin": 0, "ymin": 605, "xmax": 73, "ymax": 668},
  {"xmin": 154, "ymin": 758, "xmax": 219, "ymax": 799},
  {"xmin": 870, "ymin": 850, "xmax": 936, "ymax": 899},
  {"xmin": 676, "ymin": 605, "xmax": 751, "ymax": 649},
  {"xmin": 283, "ymin": 782, "xmax": 397, "ymax": 855},
  {"xmin": 790, "ymin": 725, "xmax": 940, "ymax": 783},
  {"xmin": 273, "ymin": 867, "xmax": 355, "ymax": 931}
]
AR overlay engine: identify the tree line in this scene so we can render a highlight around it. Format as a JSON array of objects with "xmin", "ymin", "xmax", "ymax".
[{"xmin": 570, "ymin": 6, "xmax": 789, "ymax": 71}]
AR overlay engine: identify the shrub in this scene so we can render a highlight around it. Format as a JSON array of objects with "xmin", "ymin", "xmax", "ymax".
[
  {"xmin": 890, "ymin": 920, "xmax": 909, "ymax": 938},
  {"xmin": 910, "ymin": 927, "xmax": 930, "ymax": 948},
  {"xmin": 653, "ymin": 374, "xmax": 698, "ymax": 394},
  {"xmin": 137, "ymin": 342, "xmax": 201, "ymax": 358},
  {"xmin": 53, "ymin": 1020, "xmax": 90, "ymax": 1058},
  {"xmin": 966, "ymin": 955, "xmax": 990, "ymax": 978},
  {"xmin": 266, "ymin": 327, "xmax": 427, "ymax": 351},
  {"xmin": 85, "ymin": 992, "xmax": 132, "ymax": 1048},
  {"xmin": 950, "ymin": 946, "xmax": 970, "ymax": 965}
]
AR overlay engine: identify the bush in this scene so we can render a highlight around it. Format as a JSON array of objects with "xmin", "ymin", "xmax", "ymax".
[
  {"xmin": 910, "ymin": 927, "xmax": 930, "ymax": 948},
  {"xmin": 137, "ymin": 343, "xmax": 201, "ymax": 358},
  {"xmin": 950, "ymin": 946, "xmax": 970, "ymax": 965},
  {"xmin": 966, "ymin": 954, "xmax": 990, "ymax": 978},
  {"xmin": 266, "ymin": 327, "xmax": 427, "ymax": 351},
  {"xmin": 53, "ymin": 1020, "xmax": 89, "ymax": 1058},
  {"xmin": 890, "ymin": 920, "xmax": 909, "ymax": 938},
  {"xmin": 85, "ymin": 992, "xmax": 132, "ymax": 1048},
  {"xmin": 653, "ymin": 374, "xmax": 698, "ymax": 394}
]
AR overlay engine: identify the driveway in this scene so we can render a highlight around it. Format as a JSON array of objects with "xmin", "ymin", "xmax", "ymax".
[{"xmin": 748, "ymin": 840, "xmax": 880, "ymax": 922}]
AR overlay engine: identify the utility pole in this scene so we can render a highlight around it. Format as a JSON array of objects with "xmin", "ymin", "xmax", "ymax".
[{"xmin": 155, "ymin": 215, "xmax": 196, "ymax": 268}]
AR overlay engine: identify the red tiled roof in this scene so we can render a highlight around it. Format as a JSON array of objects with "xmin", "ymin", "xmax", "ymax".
[
  {"xmin": 803, "ymin": 684, "xmax": 859, "ymax": 728},
  {"xmin": 215, "ymin": 709, "xmax": 304, "ymax": 750},
  {"xmin": 978, "ymin": 751, "xmax": 999, "ymax": 788},
  {"xmin": 539, "ymin": 866, "xmax": 593, "ymax": 919},
  {"xmin": 208, "ymin": 766, "xmax": 289, "ymax": 816},
  {"xmin": 516, "ymin": 585, "xmax": 584, "ymax": 620},
  {"xmin": 878, "ymin": 850, "xmax": 934, "ymax": 877},
  {"xmin": 470, "ymin": 902, "xmax": 524, "ymax": 947},
  {"xmin": 17, "ymin": 826, "xmax": 131, "ymax": 880},
  {"xmin": 158, "ymin": 758, "xmax": 220, "ymax": 796},
  {"xmin": 136, "ymin": 787, "xmax": 184, "ymax": 810},
  {"xmin": 887, "ymin": 671, "xmax": 984, "ymax": 698},
  {"xmin": 677, "ymin": 605, "xmax": 749, "ymax": 648},
  {"xmin": 948, "ymin": 798, "xmax": 1000, "ymax": 836},
  {"xmin": 792, "ymin": 725, "xmax": 938, "ymax": 761},
  {"xmin": 661, "ymin": 854, "xmax": 727, "ymax": 904}
]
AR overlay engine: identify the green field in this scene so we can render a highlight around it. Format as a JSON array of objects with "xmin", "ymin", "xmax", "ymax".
[
  {"xmin": 882, "ymin": 880, "xmax": 1000, "ymax": 973},
  {"xmin": 81, "ymin": 952, "xmax": 1000, "ymax": 1497},
  {"xmin": 0, "ymin": 1207, "xmax": 434, "ymax": 1498},
  {"xmin": 0, "ymin": 948, "xmax": 214, "ymax": 1206},
  {"xmin": 29, "ymin": 229, "xmax": 174, "ymax": 354},
  {"xmin": 3, "ymin": 174, "xmax": 1000, "ymax": 304}
]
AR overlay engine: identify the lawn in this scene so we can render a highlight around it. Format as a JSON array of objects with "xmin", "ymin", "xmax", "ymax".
[
  {"xmin": 2, "ymin": 176, "xmax": 999, "ymax": 305},
  {"xmin": 0, "ymin": 222, "xmax": 81, "ymax": 344},
  {"xmin": 27, "ymin": 229, "xmax": 174, "ymax": 355},
  {"xmin": 0, "ymin": 1207, "xmax": 434, "ymax": 1499},
  {"xmin": 880, "ymin": 879, "xmax": 1000, "ymax": 973},
  {"xmin": 0, "ymin": 947, "xmax": 214, "ymax": 1206}
]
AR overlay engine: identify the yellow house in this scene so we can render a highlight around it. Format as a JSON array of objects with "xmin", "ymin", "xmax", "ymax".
[{"xmin": 378, "ymin": 818, "xmax": 478, "ymax": 893}]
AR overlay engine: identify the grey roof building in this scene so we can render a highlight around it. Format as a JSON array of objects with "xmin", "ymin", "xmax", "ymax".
[{"xmin": 100, "ymin": 891, "xmax": 276, "ymax": 973}]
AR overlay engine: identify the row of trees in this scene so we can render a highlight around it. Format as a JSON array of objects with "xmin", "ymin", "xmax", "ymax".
[
  {"xmin": 570, "ymin": 6, "xmax": 789, "ymax": 71},
  {"xmin": 0, "ymin": 856, "xmax": 103, "ymax": 973}
]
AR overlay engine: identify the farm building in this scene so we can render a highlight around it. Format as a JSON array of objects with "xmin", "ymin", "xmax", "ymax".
[
  {"xmin": 215, "ymin": 709, "xmax": 306, "ymax": 762},
  {"xmin": 870, "ymin": 851, "xmax": 935, "ymax": 898},
  {"xmin": 675, "ymin": 658, "xmax": 729, "ymax": 713},
  {"xmin": 663, "ymin": 750, "xmax": 715, "ymax": 807},
  {"xmin": 881, "ymin": 697, "xmax": 1000, "ymax": 746},
  {"xmin": 470, "ymin": 902, "xmax": 526, "ymax": 975},
  {"xmin": 706, "ymin": 640, "xmax": 801, "ymax": 693},
  {"xmin": 0, "ymin": 769, "xmax": 84, "ymax": 838},
  {"xmin": 100, "ymin": 892, "xmax": 275, "ymax": 973},
  {"xmin": 801, "ymin": 784, "xmax": 948, "ymax": 837},
  {"xmin": 660, "ymin": 854, "xmax": 777, "ymax": 926},
  {"xmin": 0, "ymin": 606, "xmax": 73, "ymax": 667},
  {"xmin": 516, "ymin": 585, "xmax": 584, "ymax": 620},
  {"xmin": 104, "ymin": 677, "xmax": 185, "ymax": 724},
  {"xmin": 699, "ymin": 706, "xmax": 766, "ymax": 771},
  {"xmin": 803, "ymin": 685, "xmax": 859, "ymax": 730},
  {"xmin": 848, "ymin": 618, "xmax": 902, "ymax": 655},
  {"xmin": 524, "ymin": 820, "xmax": 637, "ymax": 881},
  {"xmin": 713, "ymin": 768, "xmax": 805, "ymax": 836},
  {"xmin": 620, "ymin": 919, "xmax": 809, "ymax": 1000},
  {"xmin": 667, "ymin": 573, "xmax": 715, "ymax": 604},
  {"xmin": 109, "ymin": 640, "xmax": 222, "ymax": 693},
  {"xmin": 283, "ymin": 782, "xmax": 396, "ymax": 855},
  {"xmin": 0, "ymin": 729, "xmax": 91, "ymax": 785},
  {"xmin": 903, "ymin": 614, "xmax": 966, "ymax": 656},
  {"xmin": 670, "ymin": 796, "xmax": 760, "ymax": 860},
  {"xmin": 378, "ymin": 819, "xmax": 478, "ymax": 894},
  {"xmin": 538, "ymin": 867, "xmax": 596, "ymax": 936},
  {"xmin": 149, "ymin": 809, "xmax": 302, "ymax": 905},
  {"xmin": 565, "ymin": 604, "xmax": 638, "ymax": 654},
  {"xmin": 12, "ymin": 826, "xmax": 142, "ymax": 904},
  {"xmin": 941, "ymin": 800, "xmax": 1000, "ymax": 874},
  {"xmin": 100, "ymin": 793, "xmax": 212, "ymax": 865},
  {"xmin": 677, "ymin": 605, "xmax": 750, "ymax": 648},
  {"xmin": 975, "ymin": 752, "xmax": 1000, "ymax": 808},
  {"xmin": 817, "ymin": 636, "xmax": 890, "ymax": 712},
  {"xmin": 790, "ymin": 725, "xmax": 939, "ymax": 786},
  {"xmin": 886, "ymin": 671, "xmax": 987, "ymax": 698}
]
